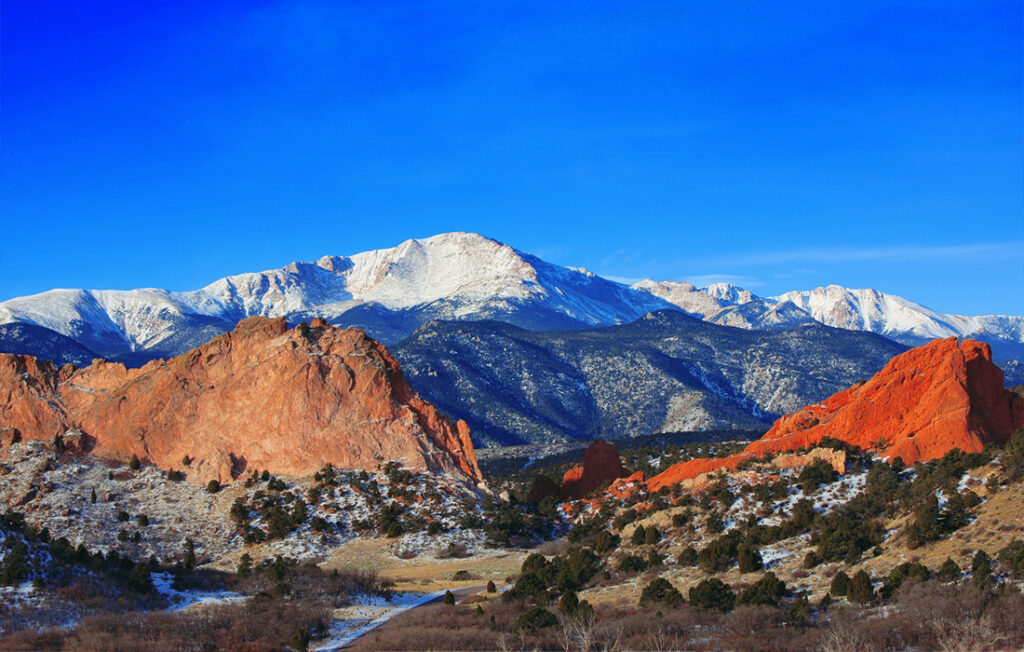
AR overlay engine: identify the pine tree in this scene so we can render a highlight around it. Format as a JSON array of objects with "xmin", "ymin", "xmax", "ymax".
[
  {"xmin": 183, "ymin": 538, "xmax": 196, "ymax": 570},
  {"xmin": 939, "ymin": 557, "xmax": 961, "ymax": 582},
  {"xmin": 830, "ymin": 570, "xmax": 850, "ymax": 596},
  {"xmin": 848, "ymin": 570, "xmax": 874, "ymax": 604},
  {"xmin": 90, "ymin": 488, "xmax": 97, "ymax": 504},
  {"xmin": 128, "ymin": 454, "xmax": 141, "ymax": 471},
  {"xmin": 737, "ymin": 545, "xmax": 763, "ymax": 573}
]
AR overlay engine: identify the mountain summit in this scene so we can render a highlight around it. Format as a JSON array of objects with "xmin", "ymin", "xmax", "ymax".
[
  {"xmin": 0, "ymin": 232, "xmax": 668, "ymax": 362},
  {"xmin": 0, "ymin": 232, "xmax": 1020, "ymax": 368}
]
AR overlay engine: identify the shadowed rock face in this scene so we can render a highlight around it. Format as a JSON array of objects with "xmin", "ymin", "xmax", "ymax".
[
  {"xmin": 0, "ymin": 317, "xmax": 482, "ymax": 486},
  {"xmin": 648, "ymin": 338, "xmax": 1024, "ymax": 491}
]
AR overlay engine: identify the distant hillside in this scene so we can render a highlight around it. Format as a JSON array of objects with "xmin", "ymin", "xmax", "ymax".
[{"xmin": 392, "ymin": 311, "xmax": 907, "ymax": 446}]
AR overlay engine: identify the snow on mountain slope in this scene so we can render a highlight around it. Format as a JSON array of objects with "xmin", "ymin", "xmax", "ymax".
[
  {"xmin": 773, "ymin": 285, "xmax": 1024, "ymax": 344},
  {"xmin": 630, "ymin": 280, "xmax": 730, "ymax": 319},
  {"xmin": 0, "ymin": 233, "xmax": 670, "ymax": 360},
  {"xmin": 1, "ymin": 232, "xmax": 1019, "ymax": 366},
  {"xmin": 630, "ymin": 280, "xmax": 816, "ymax": 330}
]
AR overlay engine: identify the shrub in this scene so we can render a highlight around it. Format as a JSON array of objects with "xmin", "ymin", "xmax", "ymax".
[
  {"xmin": 593, "ymin": 530, "xmax": 620, "ymax": 555},
  {"xmin": 643, "ymin": 526, "xmax": 661, "ymax": 545},
  {"xmin": 288, "ymin": 627, "xmax": 310, "ymax": 652},
  {"xmin": 737, "ymin": 572, "xmax": 786, "ymax": 607},
  {"xmin": 689, "ymin": 578, "xmax": 736, "ymax": 613},
  {"xmin": 698, "ymin": 531, "xmax": 742, "ymax": 573},
  {"xmin": 631, "ymin": 525, "xmax": 647, "ymax": 545},
  {"xmin": 136, "ymin": 514, "xmax": 149, "ymax": 527},
  {"xmin": 798, "ymin": 458, "xmax": 838, "ymax": 492},
  {"xmin": 486, "ymin": 580, "xmax": 497, "ymax": 593},
  {"xmin": 443, "ymin": 590, "xmax": 455, "ymax": 605},
  {"xmin": 938, "ymin": 557, "xmax": 961, "ymax": 582},
  {"xmin": 848, "ymin": 570, "xmax": 874, "ymax": 604},
  {"xmin": 128, "ymin": 454, "xmax": 141, "ymax": 471},
  {"xmin": 737, "ymin": 544, "xmax": 763, "ymax": 573},
  {"xmin": 883, "ymin": 562, "xmax": 930, "ymax": 598},
  {"xmin": 639, "ymin": 577, "xmax": 684, "ymax": 607},
  {"xmin": 117, "ymin": 510, "xmax": 130, "ymax": 522},
  {"xmin": 678, "ymin": 547, "xmax": 698, "ymax": 567},
  {"xmin": 511, "ymin": 572, "xmax": 546, "ymax": 599},
  {"xmin": 998, "ymin": 540, "xmax": 1024, "ymax": 577},
  {"xmin": 830, "ymin": 570, "xmax": 850, "ymax": 597},
  {"xmin": 206, "ymin": 480, "xmax": 220, "ymax": 494},
  {"xmin": 972, "ymin": 550, "xmax": 992, "ymax": 587},
  {"xmin": 514, "ymin": 607, "xmax": 557, "ymax": 633},
  {"xmin": 617, "ymin": 554, "xmax": 648, "ymax": 574},
  {"xmin": 127, "ymin": 562, "xmax": 153, "ymax": 593},
  {"xmin": 167, "ymin": 469, "xmax": 185, "ymax": 482}
]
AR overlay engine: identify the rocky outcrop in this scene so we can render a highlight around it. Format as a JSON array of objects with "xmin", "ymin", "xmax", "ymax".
[
  {"xmin": 746, "ymin": 338, "xmax": 1023, "ymax": 464},
  {"xmin": 527, "ymin": 440, "xmax": 630, "ymax": 502},
  {"xmin": 647, "ymin": 338, "xmax": 1024, "ymax": 491},
  {"xmin": 0, "ymin": 317, "xmax": 482, "ymax": 486},
  {"xmin": 560, "ymin": 440, "xmax": 629, "ymax": 500}
]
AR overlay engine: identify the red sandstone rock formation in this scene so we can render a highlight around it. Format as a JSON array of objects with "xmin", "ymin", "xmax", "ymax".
[
  {"xmin": 527, "ymin": 440, "xmax": 630, "ymax": 502},
  {"xmin": 0, "ymin": 317, "xmax": 483, "ymax": 486},
  {"xmin": 648, "ymin": 338, "xmax": 1024, "ymax": 492},
  {"xmin": 560, "ymin": 440, "xmax": 629, "ymax": 500}
]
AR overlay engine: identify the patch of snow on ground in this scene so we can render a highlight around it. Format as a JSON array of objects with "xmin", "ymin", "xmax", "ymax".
[
  {"xmin": 151, "ymin": 571, "xmax": 245, "ymax": 611},
  {"xmin": 311, "ymin": 590, "xmax": 448, "ymax": 652}
]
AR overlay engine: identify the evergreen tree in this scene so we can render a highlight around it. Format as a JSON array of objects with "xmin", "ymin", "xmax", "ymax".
[
  {"xmin": 183, "ymin": 538, "xmax": 196, "ymax": 570},
  {"xmin": 737, "ymin": 545, "xmax": 763, "ymax": 573},
  {"xmin": 939, "ymin": 557, "xmax": 961, "ymax": 582},
  {"xmin": 972, "ymin": 550, "xmax": 992, "ymax": 587},
  {"xmin": 631, "ymin": 525, "xmax": 647, "ymax": 545},
  {"xmin": 848, "ymin": 570, "xmax": 874, "ymax": 604},
  {"xmin": 830, "ymin": 570, "xmax": 850, "ymax": 597},
  {"xmin": 128, "ymin": 562, "xmax": 153, "ymax": 593},
  {"xmin": 639, "ymin": 577, "xmax": 683, "ymax": 607},
  {"xmin": 90, "ymin": 488, "xmax": 97, "ymax": 504},
  {"xmin": 128, "ymin": 454, "xmax": 141, "ymax": 471},
  {"xmin": 688, "ymin": 578, "xmax": 735, "ymax": 612},
  {"xmin": 643, "ymin": 526, "xmax": 660, "ymax": 545}
]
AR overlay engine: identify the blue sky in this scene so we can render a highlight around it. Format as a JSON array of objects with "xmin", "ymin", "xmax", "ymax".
[{"xmin": 3, "ymin": 1, "xmax": 1021, "ymax": 315}]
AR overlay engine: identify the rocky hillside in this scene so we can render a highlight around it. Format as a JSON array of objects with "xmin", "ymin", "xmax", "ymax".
[
  {"xmin": 0, "ymin": 317, "xmax": 481, "ymax": 486},
  {"xmin": 648, "ymin": 337, "xmax": 1024, "ymax": 490},
  {"xmin": 392, "ymin": 311, "xmax": 907, "ymax": 446}
]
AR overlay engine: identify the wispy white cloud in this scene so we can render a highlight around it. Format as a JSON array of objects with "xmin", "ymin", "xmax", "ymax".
[{"xmin": 696, "ymin": 241, "xmax": 1023, "ymax": 268}]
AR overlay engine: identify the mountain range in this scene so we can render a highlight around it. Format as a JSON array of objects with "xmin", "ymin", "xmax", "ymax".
[
  {"xmin": 1, "ymin": 232, "xmax": 1020, "ymax": 367},
  {"xmin": 392, "ymin": 312, "xmax": 907, "ymax": 445}
]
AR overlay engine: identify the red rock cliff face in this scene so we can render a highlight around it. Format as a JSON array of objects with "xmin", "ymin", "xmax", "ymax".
[
  {"xmin": 648, "ymin": 338, "xmax": 1024, "ymax": 492},
  {"xmin": 0, "ymin": 317, "xmax": 483, "ymax": 486}
]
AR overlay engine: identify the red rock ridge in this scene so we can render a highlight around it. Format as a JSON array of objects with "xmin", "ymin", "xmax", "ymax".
[
  {"xmin": 0, "ymin": 317, "xmax": 483, "ymax": 486},
  {"xmin": 648, "ymin": 338, "xmax": 1024, "ymax": 492}
]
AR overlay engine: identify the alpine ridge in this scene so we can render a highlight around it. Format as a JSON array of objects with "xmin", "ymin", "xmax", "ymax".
[
  {"xmin": 1, "ymin": 232, "xmax": 1019, "ymax": 371},
  {"xmin": 0, "ymin": 317, "xmax": 483, "ymax": 486}
]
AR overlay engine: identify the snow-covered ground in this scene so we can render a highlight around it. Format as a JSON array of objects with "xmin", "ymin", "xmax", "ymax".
[
  {"xmin": 311, "ymin": 590, "xmax": 449, "ymax": 652},
  {"xmin": 150, "ymin": 572, "xmax": 246, "ymax": 611}
]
